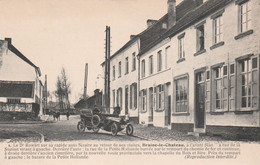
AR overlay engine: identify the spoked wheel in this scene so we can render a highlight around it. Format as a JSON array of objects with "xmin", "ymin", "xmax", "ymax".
[
  {"xmin": 92, "ymin": 127, "xmax": 100, "ymax": 133},
  {"xmin": 111, "ymin": 122, "xmax": 118, "ymax": 136},
  {"xmin": 77, "ymin": 121, "xmax": 85, "ymax": 133},
  {"xmin": 126, "ymin": 124, "xmax": 134, "ymax": 136},
  {"xmin": 91, "ymin": 115, "xmax": 101, "ymax": 128}
]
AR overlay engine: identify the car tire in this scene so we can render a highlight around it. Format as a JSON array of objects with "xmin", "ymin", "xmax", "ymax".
[
  {"xmin": 111, "ymin": 122, "xmax": 118, "ymax": 136},
  {"xmin": 77, "ymin": 121, "xmax": 85, "ymax": 133},
  {"xmin": 91, "ymin": 115, "xmax": 101, "ymax": 128},
  {"xmin": 126, "ymin": 124, "xmax": 134, "ymax": 136}
]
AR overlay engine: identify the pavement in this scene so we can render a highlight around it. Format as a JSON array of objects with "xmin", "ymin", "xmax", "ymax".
[
  {"xmin": 1, "ymin": 115, "xmax": 256, "ymax": 142},
  {"xmin": 132, "ymin": 124, "xmax": 224, "ymax": 141}
]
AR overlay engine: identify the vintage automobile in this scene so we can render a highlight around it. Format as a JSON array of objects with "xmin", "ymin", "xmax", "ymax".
[{"xmin": 77, "ymin": 107, "xmax": 134, "ymax": 136}]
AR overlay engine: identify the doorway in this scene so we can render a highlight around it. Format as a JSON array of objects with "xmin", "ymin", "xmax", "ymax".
[{"xmin": 195, "ymin": 71, "xmax": 206, "ymax": 129}]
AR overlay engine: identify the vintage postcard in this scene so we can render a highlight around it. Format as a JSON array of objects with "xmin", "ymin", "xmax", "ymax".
[{"xmin": 0, "ymin": 0, "xmax": 259, "ymax": 165}]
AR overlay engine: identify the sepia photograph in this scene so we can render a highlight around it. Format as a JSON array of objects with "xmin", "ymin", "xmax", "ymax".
[{"xmin": 0, "ymin": 0, "xmax": 259, "ymax": 164}]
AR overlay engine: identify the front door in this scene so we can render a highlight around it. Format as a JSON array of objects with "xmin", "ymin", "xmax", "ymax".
[{"xmin": 195, "ymin": 72, "xmax": 205, "ymax": 129}]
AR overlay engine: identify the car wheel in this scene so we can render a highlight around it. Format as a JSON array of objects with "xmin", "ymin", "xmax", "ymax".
[
  {"xmin": 77, "ymin": 121, "xmax": 85, "ymax": 133},
  {"xmin": 111, "ymin": 122, "xmax": 118, "ymax": 136},
  {"xmin": 126, "ymin": 124, "xmax": 134, "ymax": 136},
  {"xmin": 93, "ymin": 127, "xmax": 100, "ymax": 133},
  {"xmin": 91, "ymin": 115, "xmax": 101, "ymax": 127}
]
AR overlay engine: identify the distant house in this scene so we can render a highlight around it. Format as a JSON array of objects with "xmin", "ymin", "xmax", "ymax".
[
  {"xmin": 74, "ymin": 89, "xmax": 102, "ymax": 110},
  {"xmin": 0, "ymin": 38, "xmax": 43, "ymax": 120}
]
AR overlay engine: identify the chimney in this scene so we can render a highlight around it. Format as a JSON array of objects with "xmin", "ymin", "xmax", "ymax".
[
  {"xmin": 167, "ymin": 0, "xmax": 176, "ymax": 29},
  {"xmin": 130, "ymin": 35, "xmax": 136, "ymax": 40},
  {"xmin": 147, "ymin": 19, "xmax": 158, "ymax": 28},
  {"xmin": 5, "ymin": 38, "xmax": 12, "ymax": 45}
]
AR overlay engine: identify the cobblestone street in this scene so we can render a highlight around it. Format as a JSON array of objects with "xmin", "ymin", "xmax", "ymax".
[
  {"xmin": 0, "ymin": 115, "xmax": 141, "ymax": 142},
  {"xmin": 0, "ymin": 115, "xmax": 232, "ymax": 142}
]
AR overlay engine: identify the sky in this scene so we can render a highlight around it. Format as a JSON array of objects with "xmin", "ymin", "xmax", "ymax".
[{"xmin": 0, "ymin": 0, "xmax": 181, "ymax": 103}]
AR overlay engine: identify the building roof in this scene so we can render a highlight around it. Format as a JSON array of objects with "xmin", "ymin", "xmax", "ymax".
[
  {"xmin": 139, "ymin": 0, "xmax": 234, "ymax": 56},
  {"xmin": 101, "ymin": 0, "xmax": 202, "ymax": 65},
  {"xmin": 4, "ymin": 38, "xmax": 42, "ymax": 77}
]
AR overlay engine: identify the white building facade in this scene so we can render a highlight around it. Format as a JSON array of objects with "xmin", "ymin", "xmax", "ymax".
[
  {"xmin": 0, "ymin": 38, "xmax": 43, "ymax": 120},
  {"xmin": 139, "ymin": 0, "xmax": 260, "ymax": 138}
]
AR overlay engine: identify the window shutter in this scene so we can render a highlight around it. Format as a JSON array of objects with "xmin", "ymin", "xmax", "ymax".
[
  {"xmin": 130, "ymin": 85, "xmax": 132, "ymax": 109},
  {"xmin": 134, "ymin": 84, "xmax": 137, "ymax": 109},
  {"xmin": 154, "ymin": 87, "xmax": 157, "ymax": 110},
  {"xmin": 162, "ymin": 85, "xmax": 165, "ymax": 110}
]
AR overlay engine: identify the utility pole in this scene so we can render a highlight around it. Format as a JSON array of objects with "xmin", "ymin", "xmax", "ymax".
[
  {"xmin": 104, "ymin": 26, "xmax": 111, "ymax": 113},
  {"xmin": 83, "ymin": 63, "xmax": 88, "ymax": 99}
]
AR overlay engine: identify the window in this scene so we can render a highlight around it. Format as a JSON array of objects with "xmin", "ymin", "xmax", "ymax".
[
  {"xmin": 178, "ymin": 36, "xmax": 185, "ymax": 59},
  {"xmin": 239, "ymin": 1, "xmax": 251, "ymax": 33},
  {"xmin": 156, "ymin": 85, "xmax": 165, "ymax": 110},
  {"xmin": 118, "ymin": 61, "xmax": 121, "ymax": 78},
  {"xmin": 125, "ymin": 57, "xmax": 129, "ymax": 74},
  {"xmin": 141, "ymin": 60, "xmax": 145, "ymax": 78},
  {"xmin": 175, "ymin": 76, "xmax": 188, "ymax": 113},
  {"xmin": 213, "ymin": 16, "xmax": 223, "ymax": 44},
  {"xmin": 140, "ymin": 89, "xmax": 147, "ymax": 112},
  {"xmin": 132, "ymin": 52, "xmax": 136, "ymax": 71},
  {"xmin": 196, "ymin": 25, "xmax": 205, "ymax": 51},
  {"xmin": 112, "ymin": 65, "xmax": 115, "ymax": 80},
  {"xmin": 112, "ymin": 90, "xmax": 115, "ymax": 107},
  {"xmin": 212, "ymin": 65, "xmax": 228, "ymax": 111},
  {"xmin": 130, "ymin": 83, "xmax": 137, "ymax": 109},
  {"xmin": 149, "ymin": 55, "xmax": 153, "ymax": 75},
  {"xmin": 157, "ymin": 51, "xmax": 162, "ymax": 72},
  {"xmin": 165, "ymin": 46, "xmax": 170, "ymax": 69},
  {"xmin": 7, "ymin": 98, "xmax": 21, "ymax": 104},
  {"xmin": 116, "ymin": 88, "xmax": 122, "ymax": 109},
  {"xmin": 239, "ymin": 57, "xmax": 258, "ymax": 109}
]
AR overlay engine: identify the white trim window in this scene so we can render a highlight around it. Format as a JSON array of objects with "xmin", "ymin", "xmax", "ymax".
[
  {"xmin": 112, "ymin": 65, "xmax": 115, "ymax": 80},
  {"xmin": 117, "ymin": 88, "xmax": 122, "ymax": 109},
  {"xmin": 238, "ymin": 57, "xmax": 258, "ymax": 109},
  {"xmin": 175, "ymin": 76, "xmax": 188, "ymax": 113},
  {"xmin": 140, "ymin": 89, "xmax": 147, "ymax": 112},
  {"xmin": 213, "ymin": 15, "xmax": 223, "ymax": 44},
  {"xmin": 141, "ymin": 59, "xmax": 145, "ymax": 78},
  {"xmin": 125, "ymin": 57, "xmax": 129, "ymax": 74},
  {"xmin": 157, "ymin": 51, "xmax": 162, "ymax": 72},
  {"xmin": 178, "ymin": 37, "xmax": 185, "ymax": 59},
  {"xmin": 118, "ymin": 61, "xmax": 121, "ymax": 78},
  {"xmin": 132, "ymin": 52, "xmax": 136, "ymax": 71},
  {"xmin": 130, "ymin": 83, "xmax": 137, "ymax": 110},
  {"xmin": 196, "ymin": 24, "xmax": 205, "ymax": 51},
  {"xmin": 212, "ymin": 65, "xmax": 228, "ymax": 111},
  {"xmin": 156, "ymin": 84, "xmax": 165, "ymax": 110},
  {"xmin": 238, "ymin": 0, "xmax": 251, "ymax": 33},
  {"xmin": 149, "ymin": 55, "xmax": 153, "ymax": 75}
]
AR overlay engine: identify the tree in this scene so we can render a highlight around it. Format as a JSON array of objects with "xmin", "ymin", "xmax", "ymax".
[{"xmin": 55, "ymin": 67, "xmax": 71, "ymax": 110}]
